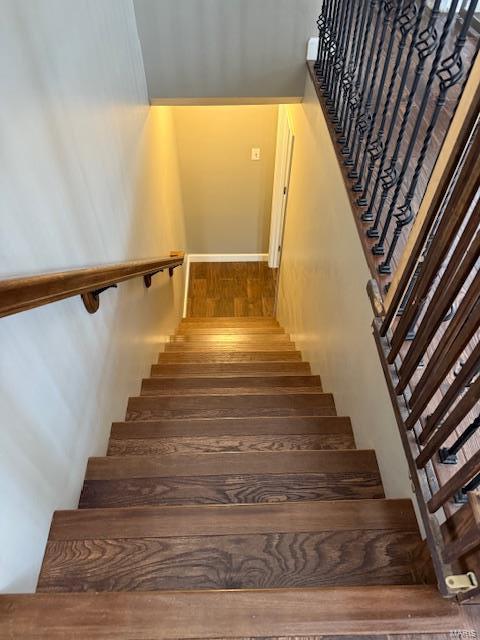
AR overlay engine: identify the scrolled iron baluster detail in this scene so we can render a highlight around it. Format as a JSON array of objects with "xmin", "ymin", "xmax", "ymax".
[
  {"xmin": 358, "ymin": 0, "xmax": 419, "ymax": 215},
  {"xmin": 373, "ymin": 0, "xmax": 462, "ymax": 270},
  {"xmin": 323, "ymin": 0, "xmax": 344, "ymax": 97},
  {"xmin": 342, "ymin": 0, "xmax": 379, "ymax": 159},
  {"xmin": 330, "ymin": 1, "xmax": 357, "ymax": 125},
  {"xmin": 315, "ymin": 1, "xmax": 330, "ymax": 75},
  {"xmin": 318, "ymin": 0, "xmax": 336, "ymax": 88},
  {"xmin": 345, "ymin": 0, "xmax": 384, "ymax": 172},
  {"xmin": 367, "ymin": 0, "xmax": 446, "ymax": 248},
  {"xmin": 379, "ymin": 0, "xmax": 479, "ymax": 273},
  {"xmin": 350, "ymin": 0, "xmax": 401, "ymax": 193},
  {"xmin": 337, "ymin": 0, "xmax": 369, "ymax": 144}
]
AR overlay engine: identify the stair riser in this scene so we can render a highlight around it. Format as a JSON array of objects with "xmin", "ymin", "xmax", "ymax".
[
  {"xmin": 140, "ymin": 375, "xmax": 322, "ymax": 395},
  {"xmin": 176, "ymin": 327, "xmax": 285, "ymax": 334},
  {"xmin": 107, "ymin": 434, "xmax": 355, "ymax": 455},
  {"xmin": 37, "ymin": 530, "xmax": 421, "ymax": 593},
  {"xmin": 157, "ymin": 352, "xmax": 302, "ymax": 363},
  {"xmin": 80, "ymin": 472, "xmax": 384, "ymax": 508},
  {"xmin": 163, "ymin": 344, "xmax": 297, "ymax": 352},
  {"xmin": 171, "ymin": 334, "xmax": 291, "ymax": 342},
  {"xmin": 151, "ymin": 363, "xmax": 312, "ymax": 377}
]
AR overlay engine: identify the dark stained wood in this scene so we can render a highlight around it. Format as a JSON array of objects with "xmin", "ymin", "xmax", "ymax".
[
  {"xmin": 186, "ymin": 262, "xmax": 277, "ymax": 318},
  {"xmin": 84, "ymin": 450, "xmax": 378, "ymax": 480},
  {"xmin": 110, "ymin": 416, "xmax": 353, "ymax": 439},
  {"xmin": 429, "ymin": 449, "xmax": 480, "ymax": 513},
  {"xmin": 140, "ymin": 375, "xmax": 323, "ymax": 395},
  {"xmin": 164, "ymin": 342, "xmax": 297, "ymax": 352},
  {"xmin": 37, "ymin": 529, "xmax": 423, "ymax": 592},
  {"xmin": 0, "ymin": 254, "xmax": 184, "ymax": 318},
  {"xmin": 157, "ymin": 351, "xmax": 303, "ymax": 363},
  {"xmin": 171, "ymin": 333, "xmax": 291, "ymax": 342},
  {"xmin": 48, "ymin": 500, "xmax": 420, "ymax": 541},
  {"xmin": 151, "ymin": 362, "xmax": 312, "ymax": 377},
  {"xmin": 80, "ymin": 471, "xmax": 384, "ymax": 508},
  {"xmin": 107, "ymin": 433, "xmax": 355, "ymax": 455},
  {"xmin": 0, "ymin": 586, "xmax": 466, "ymax": 639},
  {"xmin": 125, "ymin": 392, "xmax": 336, "ymax": 420}
]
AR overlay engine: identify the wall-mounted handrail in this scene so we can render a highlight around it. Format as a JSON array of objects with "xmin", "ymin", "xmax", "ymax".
[{"xmin": 0, "ymin": 253, "xmax": 184, "ymax": 318}]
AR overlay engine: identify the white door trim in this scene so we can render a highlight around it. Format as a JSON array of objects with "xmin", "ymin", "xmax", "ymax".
[{"xmin": 268, "ymin": 105, "xmax": 295, "ymax": 269}]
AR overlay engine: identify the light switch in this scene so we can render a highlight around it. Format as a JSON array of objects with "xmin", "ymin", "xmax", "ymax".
[{"xmin": 251, "ymin": 147, "xmax": 261, "ymax": 161}]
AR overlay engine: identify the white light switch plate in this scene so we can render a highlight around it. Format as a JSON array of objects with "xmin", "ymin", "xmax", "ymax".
[{"xmin": 251, "ymin": 147, "xmax": 261, "ymax": 161}]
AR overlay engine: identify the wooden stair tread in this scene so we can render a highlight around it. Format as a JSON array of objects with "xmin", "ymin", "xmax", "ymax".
[
  {"xmin": 85, "ymin": 450, "xmax": 379, "ymax": 479},
  {"xmin": 108, "ymin": 416, "xmax": 355, "ymax": 454},
  {"xmin": 38, "ymin": 500, "xmax": 423, "ymax": 592},
  {"xmin": 164, "ymin": 343, "xmax": 298, "ymax": 352},
  {"xmin": 176, "ymin": 326, "xmax": 286, "ymax": 334},
  {"xmin": 141, "ymin": 375, "xmax": 322, "ymax": 395},
  {"xmin": 125, "ymin": 392, "xmax": 336, "ymax": 420},
  {"xmin": 151, "ymin": 362, "xmax": 312, "ymax": 377},
  {"xmin": 171, "ymin": 334, "xmax": 291, "ymax": 342},
  {"xmin": 157, "ymin": 351, "xmax": 303, "ymax": 363},
  {"xmin": 80, "ymin": 450, "xmax": 382, "ymax": 508},
  {"xmin": 1, "ymin": 586, "xmax": 466, "ymax": 638}
]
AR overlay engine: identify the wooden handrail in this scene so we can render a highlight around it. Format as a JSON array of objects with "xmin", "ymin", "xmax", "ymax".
[{"xmin": 0, "ymin": 253, "xmax": 184, "ymax": 318}]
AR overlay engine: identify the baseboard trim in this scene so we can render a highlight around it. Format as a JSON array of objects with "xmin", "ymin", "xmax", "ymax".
[{"xmin": 182, "ymin": 253, "xmax": 268, "ymax": 317}]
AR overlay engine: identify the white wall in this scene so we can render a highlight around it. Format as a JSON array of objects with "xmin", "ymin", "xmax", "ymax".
[
  {"xmin": 0, "ymin": 1, "xmax": 186, "ymax": 592},
  {"xmin": 277, "ymin": 76, "xmax": 416, "ymax": 505},
  {"xmin": 134, "ymin": 0, "xmax": 321, "ymax": 101}
]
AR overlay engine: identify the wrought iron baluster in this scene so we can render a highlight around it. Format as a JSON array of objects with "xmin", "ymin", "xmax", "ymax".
[
  {"xmin": 372, "ymin": 0, "xmax": 461, "ymax": 269},
  {"xmin": 337, "ymin": 0, "xmax": 370, "ymax": 144},
  {"xmin": 330, "ymin": 1, "xmax": 357, "ymax": 125},
  {"xmin": 342, "ymin": 1, "xmax": 379, "ymax": 158},
  {"xmin": 380, "ymin": 0, "xmax": 480, "ymax": 274},
  {"xmin": 345, "ymin": 1, "xmax": 385, "ymax": 171},
  {"xmin": 318, "ymin": 0, "xmax": 335, "ymax": 87},
  {"xmin": 353, "ymin": 1, "xmax": 403, "ymax": 196},
  {"xmin": 439, "ymin": 415, "xmax": 480, "ymax": 465},
  {"xmin": 323, "ymin": 0, "xmax": 344, "ymax": 97},
  {"xmin": 314, "ymin": 3, "xmax": 329, "ymax": 74},
  {"xmin": 351, "ymin": 0, "xmax": 403, "ymax": 192},
  {"xmin": 367, "ymin": 0, "xmax": 441, "ymax": 242}
]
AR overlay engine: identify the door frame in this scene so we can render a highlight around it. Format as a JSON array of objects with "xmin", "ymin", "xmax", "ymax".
[{"xmin": 268, "ymin": 105, "xmax": 295, "ymax": 269}]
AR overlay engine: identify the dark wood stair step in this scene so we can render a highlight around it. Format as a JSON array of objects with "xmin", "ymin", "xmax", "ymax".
[
  {"xmin": 171, "ymin": 333, "xmax": 291, "ymax": 342},
  {"xmin": 140, "ymin": 375, "xmax": 322, "ymax": 395},
  {"xmin": 163, "ymin": 343, "xmax": 297, "ymax": 352},
  {"xmin": 80, "ymin": 450, "xmax": 383, "ymax": 508},
  {"xmin": 157, "ymin": 351, "xmax": 302, "ymax": 363},
  {"xmin": 2, "ymin": 586, "xmax": 465, "ymax": 638},
  {"xmin": 151, "ymin": 361, "xmax": 311, "ymax": 377},
  {"xmin": 126, "ymin": 392, "xmax": 336, "ymax": 420},
  {"xmin": 108, "ymin": 416, "xmax": 354, "ymax": 455},
  {"xmin": 176, "ymin": 326, "xmax": 286, "ymax": 335},
  {"xmin": 37, "ymin": 499, "xmax": 425, "ymax": 592}
]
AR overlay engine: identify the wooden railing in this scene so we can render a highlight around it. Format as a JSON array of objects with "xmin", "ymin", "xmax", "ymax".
[
  {"xmin": 367, "ymin": 49, "xmax": 480, "ymax": 600},
  {"xmin": 0, "ymin": 253, "xmax": 184, "ymax": 318}
]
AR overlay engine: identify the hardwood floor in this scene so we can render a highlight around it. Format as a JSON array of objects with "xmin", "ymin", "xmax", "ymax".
[{"xmin": 186, "ymin": 261, "xmax": 277, "ymax": 317}]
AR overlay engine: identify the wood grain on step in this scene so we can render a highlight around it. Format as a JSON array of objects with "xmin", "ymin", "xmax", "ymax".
[
  {"xmin": 157, "ymin": 351, "xmax": 302, "ymax": 363},
  {"xmin": 0, "ymin": 586, "xmax": 465, "ymax": 639},
  {"xmin": 141, "ymin": 375, "xmax": 322, "ymax": 395},
  {"xmin": 176, "ymin": 326, "xmax": 285, "ymax": 334},
  {"xmin": 85, "ymin": 450, "xmax": 378, "ymax": 480},
  {"xmin": 47, "ymin": 500, "xmax": 421, "ymax": 541},
  {"xmin": 125, "ymin": 393, "xmax": 336, "ymax": 420},
  {"xmin": 37, "ymin": 528, "xmax": 421, "ymax": 593},
  {"xmin": 171, "ymin": 334, "xmax": 291, "ymax": 342},
  {"xmin": 163, "ymin": 343, "xmax": 297, "ymax": 353},
  {"xmin": 107, "ymin": 433, "xmax": 355, "ymax": 455},
  {"xmin": 110, "ymin": 416, "xmax": 353, "ymax": 439},
  {"xmin": 151, "ymin": 362, "xmax": 311, "ymax": 377},
  {"xmin": 79, "ymin": 470, "xmax": 384, "ymax": 508}
]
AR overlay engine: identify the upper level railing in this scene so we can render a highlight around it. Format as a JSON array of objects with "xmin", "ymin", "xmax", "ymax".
[
  {"xmin": 314, "ymin": 0, "xmax": 479, "ymax": 289},
  {"xmin": 0, "ymin": 253, "xmax": 184, "ymax": 318},
  {"xmin": 313, "ymin": 1, "xmax": 480, "ymax": 601}
]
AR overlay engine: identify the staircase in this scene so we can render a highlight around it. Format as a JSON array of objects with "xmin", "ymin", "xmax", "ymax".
[{"xmin": 1, "ymin": 316, "xmax": 469, "ymax": 637}]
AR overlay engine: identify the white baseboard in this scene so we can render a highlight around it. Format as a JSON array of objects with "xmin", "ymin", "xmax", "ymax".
[{"xmin": 182, "ymin": 253, "xmax": 268, "ymax": 317}]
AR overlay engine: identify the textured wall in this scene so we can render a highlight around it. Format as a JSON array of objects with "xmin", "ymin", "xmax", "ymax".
[
  {"xmin": 173, "ymin": 105, "xmax": 278, "ymax": 254},
  {"xmin": 277, "ymin": 76, "xmax": 416, "ymax": 504},
  {"xmin": 0, "ymin": 1, "xmax": 186, "ymax": 592},
  {"xmin": 134, "ymin": 0, "xmax": 321, "ymax": 100}
]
